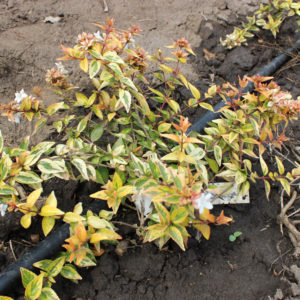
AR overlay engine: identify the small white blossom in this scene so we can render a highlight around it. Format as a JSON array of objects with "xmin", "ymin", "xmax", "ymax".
[
  {"xmin": 13, "ymin": 113, "xmax": 21, "ymax": 124},
  {"xmin": 0, "ymin": 203, "xmax": 8, "ymax": 217},
  {"xmin": 94, "ymin": 31, "xmax": 104, "ymax": 41},
  {"xmin": 55, "ymin": 62, "xmax": 68, "ymax": 75},
  {"xmin": 194, "ymin": 192, "xmax": 213, "ymax": 214},
  {"xmin": 14, "ymin": 89, "xmax": 28, "ymax": 103}
]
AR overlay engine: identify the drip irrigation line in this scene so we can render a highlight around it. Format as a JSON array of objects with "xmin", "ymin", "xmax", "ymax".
[
  {"xmin": 187, "ymin": 39, "xmax": 300, "ymax": 134},
  {"xmin": 0, "ymin": 201, "xmax": 105, "ymax": 294},
  {"xmin": 0, "ymin": 39, "xmax": 299, "ymax": 295}
]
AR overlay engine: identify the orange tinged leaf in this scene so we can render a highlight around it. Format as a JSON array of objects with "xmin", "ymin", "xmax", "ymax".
[
  {"xmin": 193, "ymin": 223, "xmax": 211, "ymax": 240},
  {"xmin": 216, "ymin": 210, "xmax": 233, "ymax": 225},
  {"xmin": 199, "ymin": 208, "xmax": 216, "ymax": 223},
  {"xmin": 161, "ymin": 134, "xmax": 181, "ymax": 144},
  {"xmin": 76, "ymin": 248, "xmax": 87, "ymax": 265},
  {"xmin": 75, "ymin": 222, "xmax": 87, "ymax": 243}
]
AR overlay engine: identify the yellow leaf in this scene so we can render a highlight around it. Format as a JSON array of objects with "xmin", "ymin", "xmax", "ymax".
[
  {"xmin": 90, "ymin": 228, "xmax": 122, "ymax": 243},
  {"xmin": 117, "ymin": 185, "xmax": 133, "ymax": 198},
  {"xmin": 45, "ymin": 191, "xmax": 57, "ymax": 207},
  {"xmin": 161, "ymin": 134, "xmax": 181, "ymax": 144},
  {"xmin": 79, "ymin": 57, "xmax": 89, "ymax": 73},
  {"xmin": 161, "ymin": 152, "xmax": 179, "ymax": 161},
  {"xmin": 42, "ymin": 216, "xmax": 55, "ymax": 236},
  {"xmin": 193, "ymin": 223, "xmax": 211, "ymax": 240},
  {"xmin": 199, "ymin": 208, "xmax": 216, "ymax": 223},
  {"xmin": 75, "ymin": 222, "xmax": 87, "ymax": 243},
  {"xmin": 20, "ymin": 213, "xmax": 32, "ymax": 229},
  {"xmin": 108, "ymin": 112, "xmax": 116, "ymax": 122},
  {"xmin": 167, "ymin": 225, "xmax": 185, "ymax": 250},
  {"xmin": 90, "ymin": 190, "xmax": 109, "ymax": 200},
  {"xmin": 63, "ymin": 212, "xmax": 85, "ymax": 223},
  {"xmin": 188, "ymin": 83, "xmax": 201, "ymax": 100},
  {"xmin": 40, "ymin": 205, "xmax": 64, "ymax": 217},
  {"xmin": 26, "ymin": 188, "xmax": 43, "ymax": 208}
]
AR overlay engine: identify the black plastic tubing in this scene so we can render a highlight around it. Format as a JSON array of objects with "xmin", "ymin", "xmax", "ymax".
[
  {"xmin": 0, "ymin": 201, "xmax": 105, "ymax": 294},
  {"xmin": 187, "ymin": 39, "xmax": 300, "ymax": 134},
  {"xmin": 0, "ymin": 39, "xmax": 299, "ymax": 295}
]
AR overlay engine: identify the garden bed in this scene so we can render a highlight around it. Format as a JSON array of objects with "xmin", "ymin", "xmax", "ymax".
[{"xmin": 0, "ymin": 1, "xmax": 299, "ymax": 299}]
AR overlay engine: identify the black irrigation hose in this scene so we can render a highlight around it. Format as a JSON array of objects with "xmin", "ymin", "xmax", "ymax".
[
  {"xmin": 0, "ymin": 200, "xmax": 105, "ymax": 294},
  {"xmin": 187, "ymin": 39, "xmax": 300, "ymax": 134},
  {"xmin": 0, "ymin": 40, "xmax": 299, "ymax": 295}
]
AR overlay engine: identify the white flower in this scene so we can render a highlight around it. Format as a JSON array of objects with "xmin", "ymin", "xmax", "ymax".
[
  {"xmin": 0, "ymin": 203, "xmax": 8, "ymax": 217},
  {"xmin": 55, "ymin": 62, "xmax": 68, "ymax": 75},
  {"xmin": 194, "ymin": 192, "xmax": 213, "ymax": 214},
  {"xmin": 14, "ymin": 89, "xmax": 28, "ymax": 103},
  {"xmin": 94, "ymin": 31, "xmax": 104, "ymax": 41},
  {"xmin": 13, "ymin": 113, "xmax": 21, "ymax": 124}
]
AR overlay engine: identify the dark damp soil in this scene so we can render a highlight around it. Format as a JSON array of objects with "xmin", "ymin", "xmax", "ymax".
[{"xmin": 0, "ymin": 1, "xmax": 300, "ymax": 299}]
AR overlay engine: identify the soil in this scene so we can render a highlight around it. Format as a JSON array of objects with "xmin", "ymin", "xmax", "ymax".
[{"xmin": 0, "ymin": 0, "xmax": 300, "ymax": 299}]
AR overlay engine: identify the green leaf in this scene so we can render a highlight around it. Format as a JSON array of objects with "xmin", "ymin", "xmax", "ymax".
[
  {"xmin": 275, "ymin": 156, "xmax": 285, "ymax": 175},
  {"xmin": 264, "ymin": 180, "xmax": 271, "ymax": 200},
  {"xmin": 47, "ymin": 102, "xmax": 69, "ymax": 116},
  {"xmin": 77, "ymin": 116, "xmax": 89, "ymax": 133},
  {"xmin": 96, "ymin": 166, "xmax": 109, "ymax": 184},
  {"xmin": 16, "ymin": 171, "xmax": 42, "ymax": 184},
  {"xmin": 214, "ymin": 145, "xmax": 222, "ymax": 166},
  {"xmin": 108, "ymin": 62, "xmax": 123, "ymax": 76},
  {"xmin": 38, "ymin": 159, "xmax": 66, "ymax": 174},
  {"xmin": 158, "ymin": 123, "xmax": 171, "ymax": 133},
  {"xmin": 121, "ymin": 77, "xmax": 137, "ymax": 91},
  {"xmin": 167, "ymin": 225, "xmax": 185, "ymax": 250},
  {"xmin": 47, "ymin": 257, "xmax": 66, "ymax": 277},
  {"xmin": 40, "ymin": 287, "xmax": 60, "ymax": 300},
  {"xmin": 0, "ymin": 184, "xmax": 17, "ymax": 195},
  {"xmin": 75, "ymin": 93, "xmax": 88, "ymax": 107},
  {"xmin": 0, "ymin": 130, "xmax": 3, "ymax": 153},
  {"xmin": 89, "ymin": 60, "xmax": 101, "ymax": 79},
  {"xmin": 71, "ymin": 158, "xmax": 89, "ymax": 180},
  {"xmin": 174, "ymin": 176, "xmax": 182, "ymax": 190},
  {"xmin": 170, "ymin": 206, "xmax": 188, "ymax": 224},
  {"xmin": 279, "ymin": 178, "xmax": 290, "ymax": 196},
  {"xmin": 234, "ymin": 231, "xmax": 242, "ymax": 238},
  {"xmin": 103, "ymin": 51, "xmax": 125, "ymax": 64},
  {"xmin": 20, "ymin": 267, "xmax": 37, "ymax": 288},
  {"xmin": 149, "ymin": 160, "xmax": 159, "ymax": 180},
  {"xmin": 158, "ymin": 162, "xmax": 169, "ymax": 182},
  {"xmin": 25, "ymin": 273, "xmax": 43, "ymax": 300},
  {"xmin": 91, "ymin": 122, "xmax": 105, "ymax": 142},
  {"xmin": 229, "ymin": 234, "xmax": 236, "ymax": 242},
  {"xmin": 207, "ymin": 158, "xmax": 219, "ymax": 173},
  {"xmin": 199, "ymin": 102, "xmax": 214, "ymax": 111},
  {"xmin": 154, "ymin": 201, "xmax": 170, "ymax": 225},
  {"xmin": 118, "ymin": 89, "xmax": 132, "ymax": 113},
  {"xmin": 33, "ymin": 260, "xmax": 52, "ymax": 271},
  {"xmin": 259, "ymin": 155, "xmax": 268, "ymax": 176},
  {"xmin": 61, "ymin": 264, "xmax": 82, "ymax": 280}
]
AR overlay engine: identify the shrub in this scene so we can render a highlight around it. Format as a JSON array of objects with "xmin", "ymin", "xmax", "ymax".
[
  {"xmin": 0, "ymin": 17, "xmax": 299, "ymax": 299},
  {"xmin": 221, "ymin": 0, "xmax": 300, "ymax": 49}
]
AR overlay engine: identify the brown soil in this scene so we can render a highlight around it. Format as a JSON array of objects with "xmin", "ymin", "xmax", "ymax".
[{"xmin": 0, "ymin": 1, "xmax": 300, "ymax": 299}]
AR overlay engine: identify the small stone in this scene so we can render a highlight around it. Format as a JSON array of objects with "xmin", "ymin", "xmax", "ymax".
[
  {"xmin": 44, "ymin": 16, "xmax": 62, "ymax": 24},
  {"xmin": 274, "ymin": 288, "xmax": 283, "ymax": 300},
  {"xmin": 291, "ymin": 282, "xmax": 300, "ymax": 296}
]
